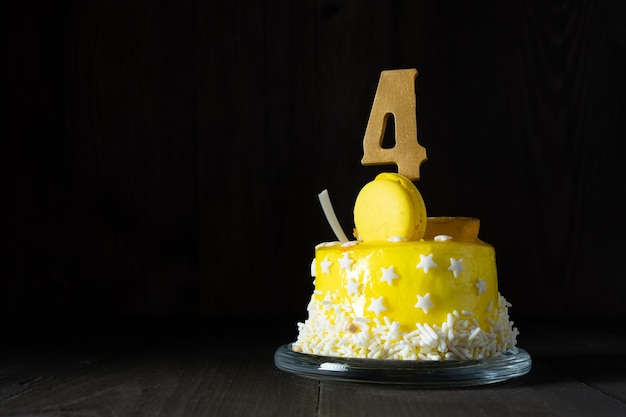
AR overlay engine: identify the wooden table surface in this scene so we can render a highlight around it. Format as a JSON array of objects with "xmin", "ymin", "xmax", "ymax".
[{"xmin": 1, "ymin": 316, "xmax": 624, "ymax": 417}]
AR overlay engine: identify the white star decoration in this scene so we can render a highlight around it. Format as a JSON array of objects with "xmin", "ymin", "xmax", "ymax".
[
  {"xmin": 320, "ymin": 256, "xmax": 332, "ymax": 274},
  {"xmin": 338, "ymin": 253, "xmax": 353, "ymax": 271},
  {"xmin": 476, "ymin": 278, "xmax": 487, "ymax": 295},
  {"xmin": 346, "ymin": 278, "xmax": 360, "ymax": 296},
  {"xmin": 415, "ymin": 293, "xmax": 434, "ymax": 313},
  {"xmin": 380, "ymin": 266, "xmax": 399, "ymax": 285},
  {"xmin": 367, "ymin": 296, "xmax": 387, "ymax": 315},
  {"xmin": 448, "ymin": 258, "xmax": 464, "ymax": 278},
  {"xmin": 345, "ymin": 268, "xmax": 360, "ymax": 281},
  {"xmin": 416, "ymin": 254, "xmax": 438, "ymax": 273}
]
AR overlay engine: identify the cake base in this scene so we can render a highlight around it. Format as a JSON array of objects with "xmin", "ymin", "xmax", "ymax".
[{"xmin": 274, "ymin": 344, "xmax": 531, "ymax": 387}]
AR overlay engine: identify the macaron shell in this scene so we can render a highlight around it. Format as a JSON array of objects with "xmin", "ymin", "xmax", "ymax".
[
  {"xmin": 378, "ymin": 172, "xmax": 427, "ymax": 240},
  {"xmin": 354, "ymin": 173, "xmax": 427, "ymax": 242}
]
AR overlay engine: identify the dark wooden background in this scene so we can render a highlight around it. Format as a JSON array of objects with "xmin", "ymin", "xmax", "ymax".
[{"xmin": 6, "ymin": 0, "xmax": 626, "ymax": 321}]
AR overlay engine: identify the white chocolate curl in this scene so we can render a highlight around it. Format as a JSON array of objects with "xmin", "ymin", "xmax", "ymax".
[{"xmin": 318, "ymin": 189, "xmax": 349, "ymax": 243}]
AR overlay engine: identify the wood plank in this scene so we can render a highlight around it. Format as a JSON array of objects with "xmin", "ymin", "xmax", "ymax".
[
  {"xmin": 551, "ymin": 354, "xmax": 626, "ymax": 404},
  {"xmin": 0, "ymin": 348, "xmax": 114, "ymax": 402},
  {"xmin": 517, "ymin": 319, "xmax": 626, "ymax": 403},
  {"xmin": 0, "ymin": 344, "xmax": 318, "ymax": 417},
  {"xmin": 318, "ymin": 362, "xmax": 625, "ymax": 417}
]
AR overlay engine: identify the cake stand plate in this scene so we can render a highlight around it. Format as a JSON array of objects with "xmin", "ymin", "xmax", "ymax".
[{"xmin": 274, "ymin": 344, "xmax": 531, "ymax": 387}]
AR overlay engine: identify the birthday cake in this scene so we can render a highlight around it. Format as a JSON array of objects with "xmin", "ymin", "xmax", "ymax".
[
  {"xmin": 292, "ymin": 173, "xmax": 518, "ymax": 360},
  {"xmin": 291, "ymin": 69, "xmax": 519, "ymax": 361}
]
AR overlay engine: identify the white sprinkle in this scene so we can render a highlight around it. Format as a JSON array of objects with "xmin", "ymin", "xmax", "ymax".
[
  {"xmin": 462, "ymin": 310, "xmax": 473, "ymax": 316},
  {"xmin": 448, "ymin": 328, "xmax": 455, "ymax": 341},
  {"xmin": 448, "ymin": 345, "xmax": 462, "ymax": 359},
  {"xmin": 447, "ymin": 313, "xmax": 455, "ymax": 329},
  {"xmin": 387, "ymin": 236, "xmax": 407, "ymax": 242},
  {"xmin": 415, "ymin": 323, "xmax": 431, "ymax": 344},
  {"xmin": 469, "ymin": 327, "xmax": 482, "ymax": 341},
  {"xmin": 438, "ymin": 338, "xmax": 447, "ymax": 353},
  {"xmin": 405, "ymin": 329, "xmax": 420, "ymax": 339},
  {"xmin": 434, "ymin": 235, "xmax": 453, "ymax": 242},
  {"xmin": 424, "ymin": 323, "xmax": 439, "ymax": 341}
]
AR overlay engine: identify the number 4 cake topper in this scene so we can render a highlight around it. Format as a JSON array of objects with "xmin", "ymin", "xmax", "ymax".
[{"xmin": 362, "ymin": 68, "xmax": 427, "ymax": 181}]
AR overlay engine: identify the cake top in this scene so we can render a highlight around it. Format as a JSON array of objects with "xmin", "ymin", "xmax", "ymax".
[
  {"xmin": 319, "ymin": 69, "xmax": 486, "ymax": 245},
  {"xmin": 356, "ymin": 69, "xmax": 430, "ymax": 242}
]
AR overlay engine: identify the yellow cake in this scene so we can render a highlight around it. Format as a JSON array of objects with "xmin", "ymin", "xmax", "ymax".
[{"xmin": 293, "ymin": 173, "xmax": 518, "ymax": 361}]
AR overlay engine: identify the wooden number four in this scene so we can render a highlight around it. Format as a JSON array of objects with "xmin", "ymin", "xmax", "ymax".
[{"xmin": 361, "ymin": 68, "xmax": 427, "ymax": 181}]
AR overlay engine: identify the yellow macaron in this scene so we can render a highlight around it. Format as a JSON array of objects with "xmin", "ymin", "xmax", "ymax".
[{"xmin": 353, "ymin": 173, "xmax": 427, "ymax": 242}]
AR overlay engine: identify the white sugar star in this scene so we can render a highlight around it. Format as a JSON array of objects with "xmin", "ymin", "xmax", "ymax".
[
  {"xmin": 346, "ymin": 278, "xmax": 360, "ymax": 296},
  {"xmin": 416, "ymin": 254, "xmax": 438, "ymax": 273},
  {"xmin": 367, "ymin": 296, "xmax": 387, "ymax": 315},
  {"xmin": 380, "ymin": 266, "xmax": 399, "ymax": 285},
  {"xmin": 415, "ymin": 293, "xmax": 434, "ymax": 314},
  {"xmin": 448, "ymin": 258, "xmax": 464, "ymax": 278},
  {"xmin": 345, "ymin": 268, "xmax": 360, "ymax": 281},
  {"xmin": 476, "ymin": 278, "xmax": 487, "ymax": 295},
  {"xmin": 338, "ymin": 253, "xmax": 353, "ymax": 271},
  {"xmin": 320, "ymin": 256, "xmax": 332, "ymax": 274}
]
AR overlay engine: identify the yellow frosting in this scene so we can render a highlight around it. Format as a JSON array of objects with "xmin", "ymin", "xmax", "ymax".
[{"xmin": 313, "ymin": 218, "xmax": 498, "ymax": 333}]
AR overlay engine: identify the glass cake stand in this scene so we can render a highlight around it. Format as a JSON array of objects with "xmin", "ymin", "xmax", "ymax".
[{"xmin": 274, "ymin": 343, "xmax": 531, "ymax": 387}]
